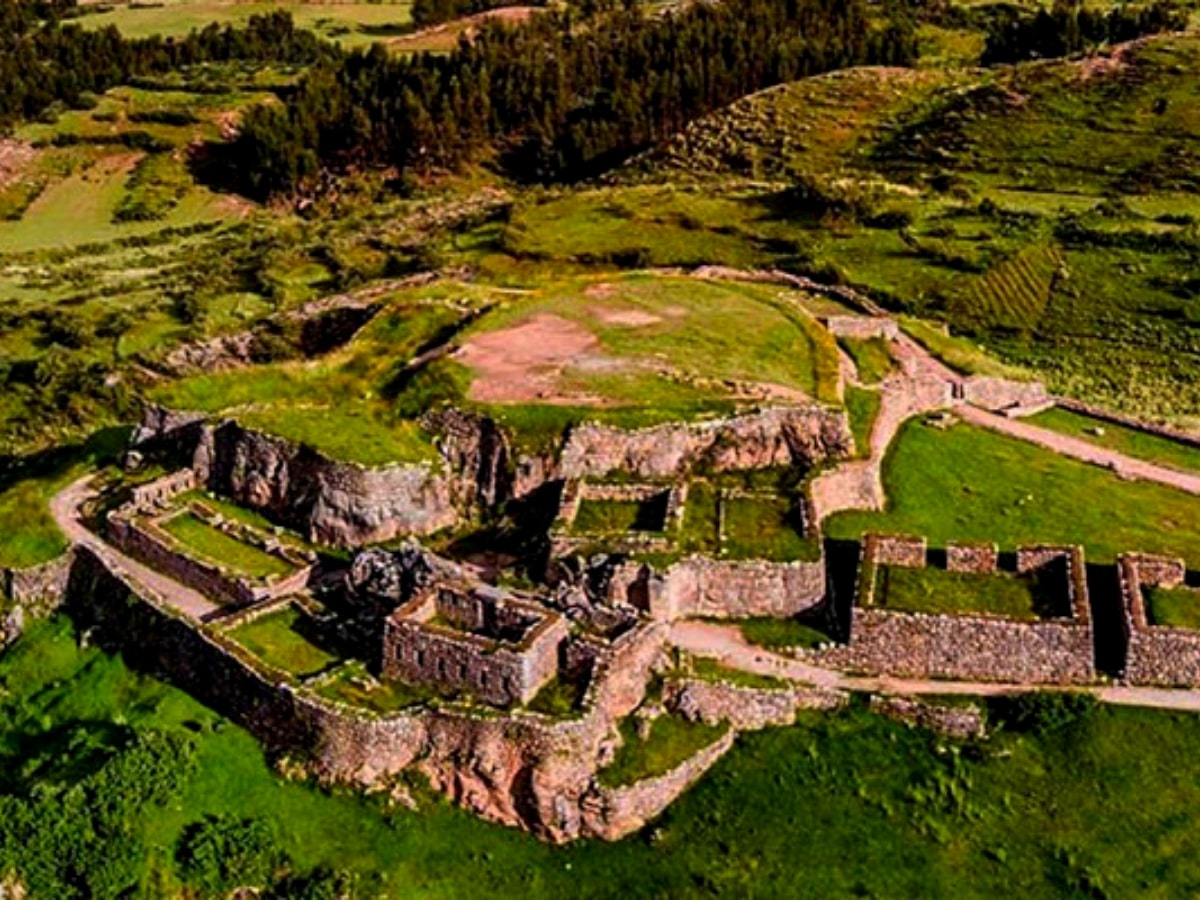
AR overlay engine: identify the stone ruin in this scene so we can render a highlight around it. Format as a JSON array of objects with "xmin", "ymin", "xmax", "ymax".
[
  {"xmin": 383, "ymin": 582, "xmax": 569, "ymax": 707},
  {"xmin": 106, "ymin": 471, "xmax": 316, "ymax": 610},
  {"xmin": 551, "ymin": 480, "xmax": 687, "ymax": 556},
  {"xmin": 1119, "ymin": 553, "xmax": 1200, "ymax": 687},
  {"xmin": 817, "ymin": 533, "xmax": 1095, "ymax": 684}
]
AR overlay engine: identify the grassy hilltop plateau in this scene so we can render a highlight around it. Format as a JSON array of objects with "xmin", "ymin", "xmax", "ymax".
[{"xmin": 12, "ymin": 0, "xmax": 1200, "ymax": 893}]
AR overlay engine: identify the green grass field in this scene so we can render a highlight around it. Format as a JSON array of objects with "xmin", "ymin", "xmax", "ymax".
[
  {"xmin": 76, "ymin": 0, "xmax": 413, "ymax": 47},
  {"xmin": 1028, "ymin": 407, "xmax": 1200, "ymax": 474},
  {"xmin": 841, "ymin": 337, "xmax": 894, "ymax": 385},
  {"xmin": 229, "ymin": 607, "xmax": 338, "ymax": 676},
  {"xmin": 874, "ymin": 566, "xmax": 1043, "ymax": 621},
  {"xmin": 826, "ymin": 420, "xmax": 1200, "ymax": 565},
  {"xmin": 739, "ymin": 616, "xmax": 833, "ymax": 650},
  {"xmin": 14, "ymin": 618, "xmax": 1200, "ymax": 895},
  {"xmin": 160, "ymin": 512, "xmax": 293, "ymax": 579},
  {"xmin": 684, "ymin": 653, "xmax": 791, "ymax": 691},
  {"xmin": 722, "ymin": 494, "xmax": 819, "ymax": 562},
  {"xmin": 1143, "ymin": 585, "xmax": 1200, "ymax": 631},
  {"xmin": 845, "ymin": 386, "xmax": 882, "ymax": 457},
  {"xmin": 572, "ymin": 497, "xmax": 667, "ymax": 535}
]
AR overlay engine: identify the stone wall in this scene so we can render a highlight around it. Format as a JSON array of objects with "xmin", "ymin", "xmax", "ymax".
[
  {"xmin": 66, "ymin": 544, "xmax": 678, "ymax": 843},
  {"xmin": 945, "ymin": 542, "xmax": 998, "ymax": 574},
  {"xmin": 962, "ymin": 376, "xmax": 1047, "ymax": 412},
  {"xmin": 824, "ymin": 316, "xmax": 900, "ymax": 341},
  {"xmin": 383, "ymin": 587, "xmax": 569, "ymax": 707},
  {"xmin": 579, "ymin": 728, "xmax": 737, "ymax": 842},
  {"xmin": 106, "ymin": 507, "xmax": 313, "ymax": 609},
  {"xmin": 824, "ymin": 539, "xmax": 1094, "ymax": 684},
  {"xmin": 130, "ymin": 469, "xmax": 196, "ymax": 508},
  {"xmin": 3, "ymin": 552, "xmax": 74, "ymax": 611},
  {"xmin": 1055, "ymin": 398, "xmax": 1200, "ymax": 449},
  {"xmin": 870, "ymin": 533, "xmax": 927, "ymax": 568},
  {"xmin": 652, "ymin": 553, "xmax": 826, "ymax": 621},
  {"xmin": 868, "ymin": 695, "xmax": 986, "ymax": 740},
  {"xmin": 1120, "ymin": 553, "xmax": 1200, "ymax": 687},
  {"xmin": 663, "ymin": 677, "xmax": 845, "ymax": 730},
  {"xmin": 558, "ymin": 406, "xmax": 852, "ymax": 482}
]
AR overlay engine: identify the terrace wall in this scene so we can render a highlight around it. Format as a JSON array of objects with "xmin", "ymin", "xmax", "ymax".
[
  {"xmin": 3, "ymin": 552, "xmax": 74, "ymax": 611},
  {"xmin": 1119, "ymin": 553, "xmax": 1200, "ymax": 687},
  {"xmin": 558, "ymin": 406, "xmax": 853, "ymax": 482},
  {"xmin": 66, "ymin": 544, "xmax": 674, "ymax": 843},
  {"xmin": 1055, "ymin": 398, "xmax": 1200, "ymax": 450},
  {"xmin": 197, "ymin": 420, "xmax": 460, "ymax": 547},
  {"xmin": 664, "ymin": 677, "xmax": 845, "ymax": 730},
  {"xmin": 823, "ymin": 316, "xmax": 900, "ymax": 341},
  {"xmin": 579, "ymin": 728, "xmax": 737, "ymax": 842}
]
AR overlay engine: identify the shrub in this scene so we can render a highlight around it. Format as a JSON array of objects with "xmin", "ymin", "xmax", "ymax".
[
  {"xmin": 991, "ymin": 691, "xmax": 1097, "ymax": 734},
  {"xmin": 176, "ymin": 814, "xmax": 288, "ymax": 894}
]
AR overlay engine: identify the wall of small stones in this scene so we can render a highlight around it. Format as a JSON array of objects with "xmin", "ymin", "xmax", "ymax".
[
  {"xmin": 1120, "ymin": 553, "xmax": 1200, "ymax": 687},
  {"xmin": 962, "ymin": 376, "xmax": 1048, "ymax": 412},
  {"xmin": 868, "ymin": 695, "xmax": 986, "ymax": 741},
  {"xmin": 871, "ymin": 533, "xmax": 927, "ymax": 568},
  {"xmin": 3, "ymin": 552, "xmax": 74, "ymax": 611},
  {"xmin": 579, "ymin": 728, "xmax": 737, "ymax": 842},
  {"xmin": 824, "ymin": 316, "xmax": 900, "ymax": 341},
  {"xmin": 820, "ymin": 609, "xmax": 1095, "ymax": 684},
  {"xmin": 664, "ymin": 677, "xmax": 845, "ymax": 730},
  {"xmin": 945, "ymin": 542, "xmax": 998, "ymax": 574}
]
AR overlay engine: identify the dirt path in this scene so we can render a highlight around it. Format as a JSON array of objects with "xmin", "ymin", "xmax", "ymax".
[
  {"xmin": 50, "ymin": 477, "xmax": 219, "ymax": 621},
  {"xmin": 669, "ymin": 620, "xmax": 1200, "ymax": 712},
  {"xmin": 959, "ymin": 405, "xmax": 1200, "ymax": 496}
]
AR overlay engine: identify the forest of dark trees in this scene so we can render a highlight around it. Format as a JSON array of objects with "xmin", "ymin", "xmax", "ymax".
[
  {"xmin": 0, "ymin": 0, "xmax": 338, "ymax": 129},
  {"xmin": 231, "ymin": 0, "xmax": 920, "ymax": 197},
  {"xmin": 982, "ymin": 0, "xmax": 1186, "ymax": 63}
]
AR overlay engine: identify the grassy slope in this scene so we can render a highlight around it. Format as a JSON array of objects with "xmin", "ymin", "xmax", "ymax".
[
  {"xmin": 12, "ymin": 618, "xmax": 1200, "ymax": 895},
  {"xmin": 1028, "ymin": 407, "xmax": 1200, "ymax": 474},
  {"xmin": 229, "ymin": 607, "xmax": 338, "ymax": 676},
  {"xmin": 876, "ymin": 566, "xmax": 1040, "ymax": 621},
  {"xmin": 826, "ymin": 420, "xmax": 1200, "ymax": 565},
  {"xmin": 160, "ymin": 512, "xmax": 293, "ymax": 579}
]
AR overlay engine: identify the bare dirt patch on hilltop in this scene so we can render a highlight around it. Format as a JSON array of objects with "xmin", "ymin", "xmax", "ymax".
[{"xmin": 455, "ymin": 313, "xmax": 619, "ymax": 405}]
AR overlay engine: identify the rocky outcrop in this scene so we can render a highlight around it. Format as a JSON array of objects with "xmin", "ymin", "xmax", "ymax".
[
  {"xmin": 193, "ymin": 420, "xmax": 458, "ymax": 546},
  {"xmin": 559, "ymin": 406, "xmax": 852, "ymax": 481},
  {"xmin": 868, "ymin": 695, "xmax": 986, "ymax": 740},
  {"xmin": 424, "ymin": 408, "xmax": 512, "ymax": 510}
]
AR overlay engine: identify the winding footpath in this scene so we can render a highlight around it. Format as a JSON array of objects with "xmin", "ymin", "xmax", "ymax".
[{"xmin": 50, "ymin": 476, "xmax": 219, "ymax": 620}]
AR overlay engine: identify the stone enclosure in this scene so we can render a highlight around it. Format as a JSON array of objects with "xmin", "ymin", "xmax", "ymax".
[
  {"xmin": 1119, "ymin": 553, "xmax": 1200, "ymax": 687},
  {"xmin": 819, "ymin": 533, "xmax": 1095, "ymax": 684}
]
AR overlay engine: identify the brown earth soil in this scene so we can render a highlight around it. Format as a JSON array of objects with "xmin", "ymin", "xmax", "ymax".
[
  {"xmin": 0, "ymin": 140, "xmax": 37, "ymax": 192},
  {"xmin": 455, "ymin": 313, "xmax": 617, "ymax": 405}
]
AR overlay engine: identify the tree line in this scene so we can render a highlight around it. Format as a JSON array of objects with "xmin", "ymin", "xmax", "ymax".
[
  {"xmin": 0, "ymin": 1, "xmax": 339, "ymax": 130},
  {"xmin": 231, "ymin": 0, "xmax": 920, "ymax": 197},
  {"xmin": 982, "ymin": 0, "xmax": 1186, "ymax": 64}
]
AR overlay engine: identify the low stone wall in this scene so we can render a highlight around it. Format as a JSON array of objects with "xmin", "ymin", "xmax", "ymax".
[
  {"xmin": 871, "ymin": 533, "xmax": 927, "ymax": 569},
  {"xmin": 579, "ymin": 728, "xmax": 737, "ymax": 841},
  {"xmin": 131, "ymin": 469, "xmax": 196, "ymax": 508},
  {"xmin": 1120, "ymin": 553, "xmax": 1200, "ymax": 687},
  {"xmin": 962, "ymin": 376, "xmax": 1047, "ymax": 412},
  {"xmin": 868, "ymin": 695, "xmax": 986, "ymax": 741},
  {"xmin": 559, "ymin": 406, "xmax": 852, "ymax": 482},
  {"xmin": 664, "ymin": 677, "xmax": 845, "ymax": 730},
  {"xmin": 822, "ymin": 609, "xmax": 1095, "ymax": 684},
  {"xmin": 1056, "ymin": 398, "xmax": 1200, "ymax": 450},
  {"xmin": 946, "ymin": 542, "xmax": 998, "ymax": 574},
  {"xmin": 824, "ymin": 316, "xmax": 900, "ymax": 341},
  {"xmin": 552, "ymin": 481, "xmax": 686, "ymax": 556},
  {"xmin": 653, "ymin": 553, "xmax": 826, "ymax": 621}
]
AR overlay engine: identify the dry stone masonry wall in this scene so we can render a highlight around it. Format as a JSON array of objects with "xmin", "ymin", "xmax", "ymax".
[
  {"xmin": 1120, "ymin": 553, "xmax": 1200, "ymax": 687},
  {"xmin": 822, "ymin": 536, "xmax": 1095, "ymax": 684}
]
